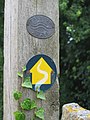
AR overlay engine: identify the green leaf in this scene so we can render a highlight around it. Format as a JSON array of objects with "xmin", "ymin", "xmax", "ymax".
[
  {"xmin": 22, "ymin": 66, "xmax": 26, "ymax": 72},
  {"xmin": 14, "ymin": 111, "xmax": 25, "ymax": 120},
  {"xmin": 72, "ymin": 66, "xmax": 76, "ymax": 72},
  {"xmin": 20, "ymin": 98, "xmax": 31, "ymax": 110},
  {"xmin": 76, "ymin": 10, "xmax": 81, "ymax": 17},
  {"xmin": 13, "ymin": 91, "xmax": 22, "ymax": 100},
  {"xmin": 37, "ymin": 91, "xmax": 46, "ymax": 100},
  {"xmin": 35, "ymin": 108, "xmax": 44, "ymax": 120},
  {"xmin": 87, "ymin": 66, "xmax": 90, "ymax": 71},
  {"xmin": 31, "ymin": 118, "xmax": 34, "ymax": 120},
  {"xmin": 66, "ymin": 26, "xmax": 72, "ymax": 32},
  {"xmin": 20, "ymin": 98, "xmax": 37, "ymax": 110},
  {"xmin": 17, "ymin": 72, "xmax": 23, "ymax": 78},
  {"xmin": 22, "ymin": 76, "xmax": 32, "ymax": 89},
  {"xmin": 31, "ymin": 100, "xmax": 37, "ymax": 109}
]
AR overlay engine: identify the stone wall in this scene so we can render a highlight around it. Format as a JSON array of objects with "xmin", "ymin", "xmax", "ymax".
[{"xmin": 61, "ymin": 103, "xmax": 90, "ymax": 120}]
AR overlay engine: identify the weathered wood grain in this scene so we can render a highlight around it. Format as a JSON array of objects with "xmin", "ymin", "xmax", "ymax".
[{"xmin": 4, "ymin": 0, "xmax": 59, "ymax": 120}]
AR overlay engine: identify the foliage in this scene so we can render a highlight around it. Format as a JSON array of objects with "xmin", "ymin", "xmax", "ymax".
[
  {"xmin": 0, "ymin": 0, "xmax": 4, "ymax": 119},
  {"xmin": 17, "ymin": 72, "xmax": 23, "ymax": 78},
  {"xmin": 30, "ymin": 100, "xmax": 37, "ymax": 110},
  {"xmin": 35, "ymin": 108, "xmax": 44, "ymax": 120},
  {"xmin": 14, "ymin": 68, "xmax": 45, "ymax": 120},
  {"xmin": 20, "ymin": 98, "xmax": 37, "ymax": 110},
  {"xmin": 13, "ymin": 91, "xmax": 22, "ymax": 100},
  {"xmin": 60, "ymin": 0, "xmax": 90, "ymax": 116},
  {"xmin": 22, "ymin": 66, "xmax": 26, "ymax": 72},
  {"xmin": 20, "ymin": 98, "xmax": 32, "ymax": 110},
  {"xmin": 22, "ymin": 76, "xmax": 32, "ymax": 89},
  {"xmin": 14, "ymin": 111, "xmax": 26, "ymax": 120},
  {"xmin": 37, "ymin": 91, "xmax": 46, "ymax": 100}
]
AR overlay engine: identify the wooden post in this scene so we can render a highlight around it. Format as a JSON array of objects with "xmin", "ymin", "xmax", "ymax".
[{"xmin": 4, "ymin": 0, "xmax": 59, "ymax": 120}]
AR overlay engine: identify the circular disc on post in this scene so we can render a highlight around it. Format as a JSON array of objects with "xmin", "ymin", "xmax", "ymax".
[
  {"xmin": 26, "ymin": 15, "xmax": 55, "ymax": 39},
  {"xmin": 25, "ymin": 54, "xmax": 57, "ymax": 92}
]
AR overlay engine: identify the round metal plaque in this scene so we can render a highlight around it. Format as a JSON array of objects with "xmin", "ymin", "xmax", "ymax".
[{"xmin": 26, "ymin": 15, "xmax": 55, "ymax": 39}]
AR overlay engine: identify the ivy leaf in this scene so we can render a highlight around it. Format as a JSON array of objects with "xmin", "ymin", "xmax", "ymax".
[
  {"xmin": 31, "ymin": 100, "xmax": 37, "ymax": 109},
  {"xmin": 35, "ymin": 108, "xmax": 44, "ymax": 120},
  {"xmin": 17, "ymin": 72, "xmax": 23, "ymax": 78},
  {"xmin": 76, "ymin": 10, "xmax": 81, "ymax": 17},
  {"xmin": 87, "ymin": 66, "xmax": 90, "ymax": 71},
  {"xmin": 72, "ymin": 66, "xmax": 76, "ymax": 72},
  {"xmin": 22, "ymin": 66, "xmax": 26, "ymax": 72},
  {"xmin": 22, "ymin": 76, "xmax": 32, "ymax": 89},
  {"xmin": 14, "ymin": 111, "xmax": 25, "ymax": 120},
  {"xmin": 20, "ymin": 98, "xmax": 31, "ymax": 110},
  {"xmin": 37, "ymin": 91, "xmax": 46, "ymax": 100},
  {"xmin": 13, "ymin": 91, "xmax": 22, "ymax": 100},
  {"xmin": 31, "ymin": 118, "xmax": 34, "ymax": 120}
]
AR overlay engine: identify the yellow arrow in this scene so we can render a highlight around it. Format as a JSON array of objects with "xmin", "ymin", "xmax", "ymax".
[{"xmin": 30, "ymin": 57, "xmax": 53, "ymax": 85}]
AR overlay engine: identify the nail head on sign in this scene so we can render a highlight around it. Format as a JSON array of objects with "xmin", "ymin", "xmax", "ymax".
[
  {"xmin": 25, "ymin": 54, "xmax": 57, "ymax": 92},
  {"xmin": 26, "ymin": 15, "xmax": 55, "ymax": 39}
]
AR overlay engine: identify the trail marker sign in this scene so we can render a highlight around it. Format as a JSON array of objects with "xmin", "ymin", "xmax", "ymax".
[{"xmin": 25, "ymin": 54, "xmax": 57, "ymax": 92}]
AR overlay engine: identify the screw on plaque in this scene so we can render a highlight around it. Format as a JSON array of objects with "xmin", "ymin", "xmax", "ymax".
[{"xmin": 26, "ymin": 15, "xmax": 55, "ymax": 39}]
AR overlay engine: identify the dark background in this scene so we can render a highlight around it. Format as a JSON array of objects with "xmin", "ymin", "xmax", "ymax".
[{"xmin": 60, "ymin": 0, "xmax": 90, "ymax": 116}]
